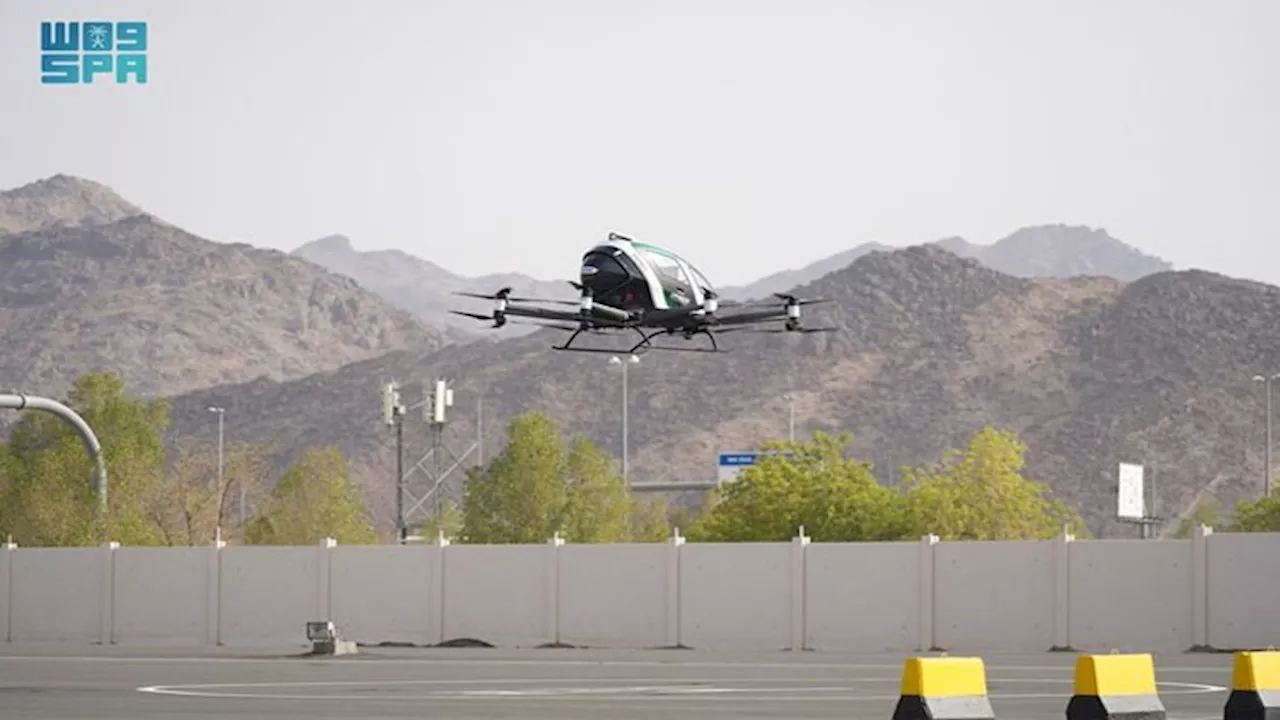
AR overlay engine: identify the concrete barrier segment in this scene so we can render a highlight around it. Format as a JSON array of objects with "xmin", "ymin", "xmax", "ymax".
[
  {"xmin": 892, "ymin": 656, "xmax": 996, "ymax": 720},
  {"xmin": 1224, "ymin": 649, "xmax": 1280, "ymax": 720},
  {"xmin": 1066, "ymin": 652, "xmax": 1166, "ymax": 720}
]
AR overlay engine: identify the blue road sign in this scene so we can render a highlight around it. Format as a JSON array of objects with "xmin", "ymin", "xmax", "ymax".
[
  {"xmin": 716, "ymin": 450, "xmax": 792, "ymax": 481},
  {"xmin": 718, "ymin": 452, "xmax": 758, "ymax": 467}
]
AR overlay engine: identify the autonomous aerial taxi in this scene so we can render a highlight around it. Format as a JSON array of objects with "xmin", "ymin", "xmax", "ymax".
[{"xmin": 449, "ymin": 232, "xmax": 835, "ymax": 354}]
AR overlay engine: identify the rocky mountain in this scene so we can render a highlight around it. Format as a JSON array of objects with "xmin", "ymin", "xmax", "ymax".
[
  {"xmin": 165, "ymin": 245, "xmax": 1280, "ymax": 539},
  {"xmin": 0, "ymin": 176, "xmax": 455, "ymax": 403},
  {"xmin": 292, "ymin": 234, "xmax": 571, "ymax": 337},
  {"xmin": 940, "ymin": 225, "xmax": 1174, "ymax": 280},
  {"xmin": 0, "ymin": 174, "xmax": 144, "ymax": 236},
  {"xmin": 720, "ymin": 224, "xmax": 1172, "ymax": 301},
  {"xmin": 718, "ymin": 242, "xmax": 896, "ymax": 301}
]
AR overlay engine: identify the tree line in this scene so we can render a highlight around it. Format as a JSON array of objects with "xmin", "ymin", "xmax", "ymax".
[{"xmin": 1, "ymin": 372, "xmax": 1276, "ymax": 547}]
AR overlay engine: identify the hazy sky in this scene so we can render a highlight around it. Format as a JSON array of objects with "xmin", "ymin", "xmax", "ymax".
[{"xmin": 1, "ymin": 0, "xmax": 1276, "ymax": 287}]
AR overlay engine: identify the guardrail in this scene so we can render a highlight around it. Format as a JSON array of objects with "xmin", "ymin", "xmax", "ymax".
[{"xmin": 1, "ymin": 526, "xmax": 1276, "ymax": 650}]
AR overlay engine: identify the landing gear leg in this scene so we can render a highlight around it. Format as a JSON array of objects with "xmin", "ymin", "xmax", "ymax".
[{"xmin": 552, "ymin": 328, "xmax": 586, "ymax": 351}]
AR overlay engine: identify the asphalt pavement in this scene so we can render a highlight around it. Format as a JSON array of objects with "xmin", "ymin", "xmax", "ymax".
[{"xmin": 0, "ymin": 644, "xmax": 1238, "ymax": 720}]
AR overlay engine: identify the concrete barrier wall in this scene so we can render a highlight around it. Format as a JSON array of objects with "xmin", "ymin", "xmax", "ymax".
[
  {"xmin": 1067, "ymin": 539, "xmax": 1196, "ymax": 652},
  {"xmin": 329, "ymin": 544, "xmax": 439, "ymax": 646},
  {"xmin": 1, "ymin": 527, "xmax": 1277, "ymax": 651},
  {"xmin": 679, "ymin": 541, "xmax": 797, "ymax": 650},
  {"xmin": 557, "ymin": 542, "xmax": 671, "ymax": 648},
  {"xmin": 803, "ymin": 540, "xmax": 921, "ymax": 652},
  {"xmin": 934, "ymin": 539, "xmax": 1058, "ymax": 652},
  {"xmin": 442, "ymin": 543, "xmax": 554, "ymax": 647},
  {"xmin": 219, "ymin": 545, "xmax": 326, "ymax": 646},
  {"xmin": 112, "ymin": 547, "xmax": 211, "ymax": 645},
  {"xmin": 9, "ymin": 547, "xmax": 103, "ymax": 644},
  {"xmin": 1206, "ymin": 532, "xmax": 1280, "ymax": 650},
  {"xmin": 0, "ymin": 541, "xmax": 11, "ymax": 642}
]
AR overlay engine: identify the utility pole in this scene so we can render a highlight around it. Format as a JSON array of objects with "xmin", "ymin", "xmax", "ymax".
[
  {"xmin": 207, "ymin": 406, "xmax": 228, "ymax": 522},
  {"xmin": 609, "ymin": 354, "xmax": 639, "ymax": 485},
  {"xmin": 788, "ymin": 396, "xmax": 795, "ymax": 443},
  {"xmin": 1254, "ymin": 373, "xmax": 1279, "ymax": 497},
  {"xmin": 382, "ymin": 381, "xmax": 406, "ymax": 543}
]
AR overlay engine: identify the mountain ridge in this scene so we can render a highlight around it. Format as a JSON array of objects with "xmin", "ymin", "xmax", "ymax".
[
  {"xmin": 0, "ymin": 176, "xmax": 456, "ymax": 403},
  {"xmin": 719, "ymin": 224, "xmax": 1173, "ymax": 301},
  {"xmin": 292, "ymin": 234, "xmax": 571, "ymax": 338},
  {"xmin": 162, "ymin": 243, "xmax": 1277, "ymax": 540},
  {"xmin": 0, "ymin": 174, "xmax": 144, "ymax": 235},
  {"xmin": 3, "ymin": 172, "xmax": 1264, "ymax": 542}
]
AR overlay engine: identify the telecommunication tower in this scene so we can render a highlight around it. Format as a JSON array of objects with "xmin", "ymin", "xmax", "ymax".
[
  {"xmin": 378, "ymin": 377, "xmax": 478, "ymax": 542},
  {"xmin": 425, "ymin": 379, "xmax": 454, "ymax": 521},
  {"xmin": 381, "ymin": 380, "xmax": 407, "ymax": 542}
]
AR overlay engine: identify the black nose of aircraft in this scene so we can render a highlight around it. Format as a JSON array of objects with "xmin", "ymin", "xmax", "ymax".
[{"xmin": 580, "ymin": 249, "xmax": 632, "ymax": 295}]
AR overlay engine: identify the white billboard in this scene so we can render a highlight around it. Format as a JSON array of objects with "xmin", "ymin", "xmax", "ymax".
[{"xmin": 1117, "ymin": 462, "xmax": 1145, "ymax": 520}]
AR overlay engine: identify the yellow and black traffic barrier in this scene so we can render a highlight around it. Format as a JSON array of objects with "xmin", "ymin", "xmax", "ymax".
[
  {"xmin": 1224, "ymin": 649, "xmax": 1280, "ymax": 720},
  {"xmin": 892, "ymin": 656, "xmax": 996, "ymax": 720},
  {"xmin": 1066, "ymin": 652, "xmax": 1166, "ymax": 720}
]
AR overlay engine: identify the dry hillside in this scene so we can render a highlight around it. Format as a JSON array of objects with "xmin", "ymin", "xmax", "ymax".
[
  {"xmin": 0, "ymin": 174, "xmax": 143, "ymax": 235},
  {"xmin": 722, "ymin": 224, "xmax": 1172, "ymax": 301},
  {"xmin": 166, "ymin": 246, "xmax": 1280, "ymax": 538},
  {"xmin": 0, "ymin": 177, "xmax": 455, "ymax": 401},
  {"xmin": 292, "ymin": 234, "xmax": 575, "ymax": 338}
]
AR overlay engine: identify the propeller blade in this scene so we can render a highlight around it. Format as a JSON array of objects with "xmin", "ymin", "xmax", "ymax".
[
  {"xmin": 507, "ymin": 318, "xmax": 578, "ymax": 332},
  {"xmin": 454, "ymin": 289, "xmax": 576, "ymax": 305},
  {"xmin": 449, "ymin": 310, "xmax": 492, "ymax": 321},
  {"xmin": 454, "ymin": 287, "xmax": 513, "ymax": 300},
  {"xmin": 714, "ymin": 325, "xmax": 836, "ymax": 335},
  {"xmin": 506, "ymin": 297, "xmax": 579, "ymax": 305},
  {"xmin": 773, "ymin": 293, "xmax": 830, "ymax": 306}
]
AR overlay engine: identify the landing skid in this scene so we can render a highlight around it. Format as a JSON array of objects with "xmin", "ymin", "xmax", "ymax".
[{"xmin": 551, "ymin": 327, "xmax": 728, "ymax": 355}]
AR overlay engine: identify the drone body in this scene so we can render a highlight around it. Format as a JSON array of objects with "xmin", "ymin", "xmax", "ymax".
[{"xmin": 451, "ymin": 232, "xmax": 835, "ymax": 355}]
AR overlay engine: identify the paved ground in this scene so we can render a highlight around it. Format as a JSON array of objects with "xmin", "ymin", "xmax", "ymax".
[{"xmin": 0, "ymin": 644, "xmax": 1238, "ymax": 720}]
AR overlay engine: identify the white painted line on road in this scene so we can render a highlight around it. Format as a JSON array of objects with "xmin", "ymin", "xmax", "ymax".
[
  {"xmin": 134, "ymin": 677, "xmax": 1228, "ymax": 702},
  {"xmin": 0, "ymin": 654, "xmax": 1237, "ymax": 673}
]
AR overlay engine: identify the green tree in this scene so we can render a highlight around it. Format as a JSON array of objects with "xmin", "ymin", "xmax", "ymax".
[
  {"xmin": 459, "ymin": 411, "xmax": 652, "ymax": 543},
  {"xmin": 420, "ymin": 497, "xmax": 464, "ymax": 541},
  {"xmin": 631, "ymin": 495, "xmax": 674, "ymax": 542},
  {"xmin": 461, "ymin": 412, "xmax": 568, "ymax": 543},
  {"xmin": 685, "ymin": 431, "xmax": 911, "ymax": 542},
  {"xmin": 245, "ymin": 446, "xmax": 378, "ymax": 545},
  {"xmin": 1224, "ymin": 494, "xmax": 1280, "ymax": 532},
  {"xmin": 900, "ymin": 426, "xmax": 1088, "ymax": 540},
  {"xmin": 0, "ymin": 372, "xmax": 169, "ymax": 546},
  {"xmin": 560, "ymin": 436, "xmax": 634, "ymax": 542},
  {"xmin": 148, "ymin": 439, "xmax": 272, "ymax": 546}
]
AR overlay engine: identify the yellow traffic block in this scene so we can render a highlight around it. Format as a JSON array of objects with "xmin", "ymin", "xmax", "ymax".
[
  {"xmin": 1066, "ymin": 653, "xmax": 1166, "ymax": 720},
  {"xmin": 892, "ymin": 656, "xmax": 995, "ymax": 720},
  {"xmin": 1224, "ymin": 650, "xmax": 1280, "ymax": 720}
]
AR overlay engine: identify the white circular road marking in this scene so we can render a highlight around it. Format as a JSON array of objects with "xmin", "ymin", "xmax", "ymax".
[{"xmin": 136, "ymin": 677, "xmax": 1227, "ymax": 702}]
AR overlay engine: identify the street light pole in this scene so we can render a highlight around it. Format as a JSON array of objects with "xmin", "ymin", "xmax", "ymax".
[
  {"xmin": 609, "ymin": 354, "xmax": 639, "ymax": 485},
  {"xmin": 207, "ymin": 406, "xmax": 229, "ymax": 523},
  {"xmin": 1252, "ymin": 373, "xmax": 1278, "ymax": 498},
  {"xmin": 788, "ymin": 396, "xmax": 795, "ymax": 443}
]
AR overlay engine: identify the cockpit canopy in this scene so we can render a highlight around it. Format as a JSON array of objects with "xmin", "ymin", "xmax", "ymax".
[
  {"xmin": 579, "ymin": 237, "xmax": 715, "ymax": 311},
  {"xmin": 632, "ymin": 245, "xmax": 702, "ymax": 307}
]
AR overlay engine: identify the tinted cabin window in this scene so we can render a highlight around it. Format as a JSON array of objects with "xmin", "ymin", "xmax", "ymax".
[{"xmin": 638, "ymin": 249, "xmax": 695, "ymax": 307}]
